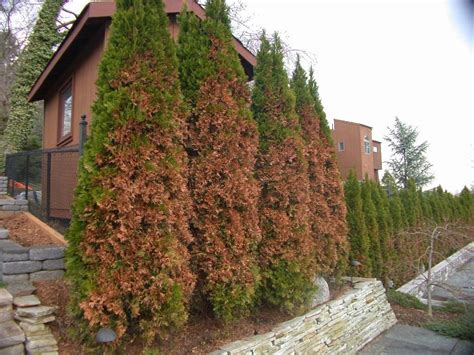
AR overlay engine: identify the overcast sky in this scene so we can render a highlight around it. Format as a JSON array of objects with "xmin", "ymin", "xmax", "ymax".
[{"xmin": 68, "ymin": 0, "xmax": 473, "ymax": 193}]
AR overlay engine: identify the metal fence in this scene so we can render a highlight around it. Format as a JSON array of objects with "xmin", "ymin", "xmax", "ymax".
[{"xmin": 5, "ymin": 146, "xmax": 80, "ymax": 229}]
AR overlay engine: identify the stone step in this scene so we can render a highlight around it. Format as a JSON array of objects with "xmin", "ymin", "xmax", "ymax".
[
  {"xmin": 6, "ymin": 282, "xmax": 36, "ymax": 298},
  {"xmin": 13, "ymin": 295, "xmax": 41, "ymax": 308},
  {"xmin": 16, "ymin": 306, "xmax": 56, "ymax": 319},
  {"xmin": 14, "ymin": 315, "xmax": 55, "ymax": 325},
  {"xmin": 0, "ymin": 320, "xmax": 25, "ymax": 348}
]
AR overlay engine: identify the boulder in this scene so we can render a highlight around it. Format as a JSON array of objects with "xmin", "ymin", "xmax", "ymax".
[{"xmin": 311, "ymin": 276, "xmax": 330, "ymax": 307}]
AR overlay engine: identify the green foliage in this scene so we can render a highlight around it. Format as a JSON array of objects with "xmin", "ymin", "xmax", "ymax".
[
  {"xmin": 252, "ymin": 33, "xmax": 314, "ymax": 312},
  {"xmin": 437, "ymin": 301, "xmax": 468, "ymax": 314},
  {"xmin": 361, "ymin": 178, "xmax": 383, "ymax": 278},
  {"xmin": 400, "ymin": 179, "xmax": 423, "ymax": 227},
  {"xmin": 4, "ymin": 0, "xmax": 64, "ymax": 152},
  {"xmin": 387, "ymin": 290, "xmax": 427, "ymax": 310},
  {"xmin": 344, "ymin": 170, "xmax": 371, "ymax": 276},
  {"xmin": 66, "ymin": 0, "xmax": 194, "ymax": 343},
  {"xmin": 384, "ymin": 117, "xmax": 434, "ymax": 188},
  {"xmin": 424, "ymin": 311, "xmax": 474, "ymax": 341},
  {"xmin": 308, "ymin": 66, "xmax": 332, "ymax": 143},
  {"xmin": 178, "ymin": 0, "xmax": 260, "ymax": 322},
  {"xmin": 458, "ymin": 186, "xmax": 474, "ymax": 223}
]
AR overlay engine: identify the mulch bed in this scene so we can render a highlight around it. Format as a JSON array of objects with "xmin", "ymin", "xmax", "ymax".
[
  {"xmin": 33, "ymin": 279, "xmax": 348, "ymax": 354},
  {"xmin": 0, "ymin": 213, "xmax": 63, "ymax": 246}
]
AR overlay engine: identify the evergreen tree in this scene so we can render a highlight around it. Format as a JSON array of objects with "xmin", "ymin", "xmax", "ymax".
[
  {"xmin": 400, "ymin": 179, "xmax": 423, "ymax": 227},
  {"xmin": 253, "ymin": 33, "xmax": 314, "ymax": 312},
  {"xmin": 4, "ymin": 0, "xmax": 64, "ymax": 152},
  {"xmin": 361, "ymin": 178, "xmax": 383, "ymax": 278},
  {"xmin": 384, "ymin": 117, "xmax": 434, "ymax": 188},
  {"xmin": 66, "ymin": 0, "xmax": 195, "ymax": 342},
  {"xmin": 371, "ymin": 181, "xmax": 392, "ymax": 281},
  {"xmin": 419, "ymin": 189, "xmax": 433, "ymax": 222},
  {"xmin": 308, "ymin": 66, "xmax": 332, "ymax": 142},
  {"xmin": 458, "ymin": 186, "xmax": 474, "ymax": 223},
  {"xmin": 344, "ymin": 171, "xmax": 371, "ymax": 276},
  {"xmin": 178, "ymin": 0, "xmax": 261, "ymax": 322},
  {"xmin": 290, "ymin": 56, "xmax": 348, "ymax": 275}
]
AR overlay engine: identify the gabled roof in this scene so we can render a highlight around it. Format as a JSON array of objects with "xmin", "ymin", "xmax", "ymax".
[{"xmin": 29, "ymin": 0, "xmax": 256, "ymax": 102}]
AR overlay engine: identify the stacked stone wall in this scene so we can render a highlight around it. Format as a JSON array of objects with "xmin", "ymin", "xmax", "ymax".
[
  {"xmin": 0, "ymin": 177, "xmax": 7, "ymax": 196},
  {"xmin": 211, "ymin": 278, "xmax": 397, "ymax": 354}
]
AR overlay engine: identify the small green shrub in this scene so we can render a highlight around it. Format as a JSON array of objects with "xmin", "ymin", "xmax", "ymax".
[
  {"xmin": 424, "ymin": 311, "xmax": 474, "ymax": 340},
  {"xmin": 436, "ymin": 301, "xmax": 467, "ymax": 314},
  {"xmin": 387, "ymin": 290, "xmax": 427, "ymax": 310}
]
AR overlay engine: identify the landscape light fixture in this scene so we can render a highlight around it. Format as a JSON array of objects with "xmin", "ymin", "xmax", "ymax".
[
  {"xmin": 350, "ymin": 260, "xmax": 362, "ymax": 286},
  {"xmin": 96, "ymin": 328, "xmax": 116, "ymax": 344}
]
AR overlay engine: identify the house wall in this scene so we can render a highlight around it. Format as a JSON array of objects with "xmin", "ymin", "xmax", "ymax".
[
  {"xmin": 43, "ymin": 28, "xmax": 106, "ymax": 150},
  {"xmin": 358, "ymin": 125, "xmax": 375, "ymax": 180},
  {"xmin": 333, "ymin": 120, "xmax": 362, "ymax": 180}
]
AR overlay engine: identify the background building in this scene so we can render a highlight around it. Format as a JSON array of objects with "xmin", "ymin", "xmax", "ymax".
[{"xmin": 332, "ymin": 119, "xmax": 382, "ymax": 182}]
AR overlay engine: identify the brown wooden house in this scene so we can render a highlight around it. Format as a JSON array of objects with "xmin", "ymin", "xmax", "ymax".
[{"xmin": 27, "ymin": 0, "xmax": 256, "ymax": 219}]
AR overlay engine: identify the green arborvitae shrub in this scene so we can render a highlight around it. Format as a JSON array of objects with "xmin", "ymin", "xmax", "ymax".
[
  {"xmin": 458, "ymin": 186, "xmax": 474, "ymax": 223},
  {"xmin": 361, "ymin": 178, "xmax": 383, "ymax": 278},
  {"xmin": 308, "ymin": 66, "xmax": 332, "ymax": 143},
  {"xmin": 4, "ymin": 0, "xmax": 64, "ymax": 153},
  {"xmin": 371, "ymin": 181, "xmax": 392, "ymax": 281},
  {"xmin": 253, "ymin": 33, "xmax": 314, "ymax": 312},
  {"xmin": 291, "ymin": 56, "xmax": 348, "ymax": 275},
  {"xmin": 400, "ymin": 178, "xmax": 423, "ymax": 227},
  {"xmin": 344, "ymin": 171, "xmax": 371, "ymax": 276},
  {"xmin": 178, "ymin": 0, "xmax": 261, "ymax": 322},
  {"xmin": 419, "ymin": 189, "xmax": 433, "ymax": 222},
  {"xmin": 66, "ymin": 0, "xmax": 195, "ymax": 343}
]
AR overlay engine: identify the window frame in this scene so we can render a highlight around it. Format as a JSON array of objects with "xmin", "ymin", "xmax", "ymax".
[
  {"xmin": 363, "ymin": 136, "xmax": 371, "ymax": 155},
  {"xmin": 338, "ymin": 141, "xmax": 345, "ymax": 151},
  {"xmin": 57, "ymin": 78, "xmax": 74, "ymax": 146}
]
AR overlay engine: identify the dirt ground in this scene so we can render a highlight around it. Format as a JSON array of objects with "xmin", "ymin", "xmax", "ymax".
[
  {"xmin": 0, "ymin": 213, "xmax": 64, "ymax": 246},
  {"xmin": 390, "ymin": 303, "xmax": 463, "ymax": 327},
  {"xmin": 33, "ymin": 279, "xmax": 348, "ymax": 354}
]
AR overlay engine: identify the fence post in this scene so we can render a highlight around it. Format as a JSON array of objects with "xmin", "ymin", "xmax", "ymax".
[
  {"xmin": 25, "ymin": 154, "xmax": 30, "ymax": 201},
  {"xmin": 79, "ymin": 114, "xmax": 88, "ymax": 155},
  {"xmin": 46, "ymin": 152, "xmax": 52, "ymax": 220}
]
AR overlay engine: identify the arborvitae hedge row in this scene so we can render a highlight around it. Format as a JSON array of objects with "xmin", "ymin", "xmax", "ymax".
[
  {"xmin": 178, "ymin": 0, "xmax": 261, "ymax": 322},
  {"xmin": 66, "ymin": 0, "xmax": 195, "ymax": 342}
]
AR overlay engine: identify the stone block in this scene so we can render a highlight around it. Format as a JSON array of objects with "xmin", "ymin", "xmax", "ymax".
[
  {"xmin": 2, "ymin": 249, "xmax": 29, "ymax": 262},
  {"xmin": 13, "ymin": 295, "xmax": 41, "ymax": 308},
  {"xmin": 0, "ymin": 200, "xmax": 14, "ymax": 205},
  {"xmin": 29, "ymin": 270, "xmax": 64, "ymax": 281},
  {"xmin": 19, "ymin": 322, "xmax": 46, "ymax": 334},
  {"xmin": 0, "ymin": 240, "xmax": 22, "ymax": 250},
  {"xmin": 16, "ymin": 306, "xmax": 56, "ymax": 318},
  {"xmin": 2, "ymin": 261, "xmax": 41, "ymax": 275},
  {"xmin": 42, "ymin": 259, "xmax": 65, "ymax": 271},
  {"xmin": 6, "ymin": 282, "xmax": 36, "ymax": 297},
  {"xmin": 2, "ymin": 274, "xmax": 29, "ymax": 284},
  {"xmin": 14, "ymin": 315, "xmax": 55, "ymax": 325},
  {"xmin": 0, "ymin": 229, "xmax": 8, "ymax": 240},
  {"xmin": 0, "ymin": 288, "xmax": 13, "ymax": 307},
  {"xmin": 13, "ymin": 200, "xmax": 27, "ymax": 206},
  {"xmin": 0, "ymin": 309, "xmax": 12, "ymax": 322},
  {"xmin": 0, "ymin": 321, "xmax": 25, "ymax": 348},
  {"xmin": 0, "ymin": 343, "xmax": 25, "ymax": 355},
  {"xmin": 312, "ymin": 276, "xmax": 330, "ymax": 307},
  {"xmin": 29, "ymin": 248, "xmax": 64, "ymax": 261},
  {"xmin": 2, "ymin": 205, "xmax": 20, "ymax": 211}
]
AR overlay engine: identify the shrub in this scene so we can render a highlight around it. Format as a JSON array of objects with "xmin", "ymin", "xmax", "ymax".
[
  {"xmin": 66, "ymin": 0, "xmax": 195, "ymax": 342},
  {"xmin": 252, "ymin": 33, "xmax": 314, "ymax": 312},
  {"xmin": 424, "ymin": 311, "xmax": 474, "ymax": 341},
  {"xmin": 178, "ymin": 0, "xmax": 261, "ymax": 322},
  {"xmin": 386, "ymin": 290, "xmax": 427, "ymax": 310},
  {"xmin": 291, "ymin": 57, "xmax": 348, "ymax": 275}
]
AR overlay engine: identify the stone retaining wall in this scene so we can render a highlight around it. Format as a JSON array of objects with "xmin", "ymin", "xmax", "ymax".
[
  {"xmin": 0, "ymin": 198, "xmax": 28, "ymax": 212},
  {"xmin": 0, "ymin": 242, "xmax": 65, "ymax": 284},
  {"xmin": 211, "ymin": 278, "xmax": 397, "ymax": 354},
  {"xmin": 397, "ymin": 242, "xmax": 474, "ymax": 298},
  {"xmin": 0, "ymin": 177, "xmax": 7, "ymax": 196}
]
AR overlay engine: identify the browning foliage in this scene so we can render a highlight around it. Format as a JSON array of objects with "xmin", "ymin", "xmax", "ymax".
[{"xmin": 66, "ymin": 0, "xmax": 195, "ymax": 343}]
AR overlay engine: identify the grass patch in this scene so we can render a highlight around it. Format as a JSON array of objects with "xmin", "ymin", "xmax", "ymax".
[
  {"xmin": 0, "ymin": 281, "xmax": 5, "ymax": 288},
  {"xmin": 435, "ymin": 301, "xmax": 468, "ymax": 314},
  {"xmin": 387, "ymin": 290, "xmax": 427, "ymax": 310},
  {"xmin": 424, "ymin": 311, "xmax": 474, "ymax": 341}
]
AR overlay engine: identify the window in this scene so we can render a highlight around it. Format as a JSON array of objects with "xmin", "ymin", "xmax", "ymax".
[
  {"xmin": 59, "ymin": 83, "xmax": 72, "ymax": 139},
  {"xmin": 363, "ymin": 136, "xmax": 370, "ymax": 154},
  {"xmin": 373, "ymin": 146, "xmax": 378, "ymax": 153},
  {"xmin": 338, "ymin": 142, "xmax": 345, "ymax": 151}
]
